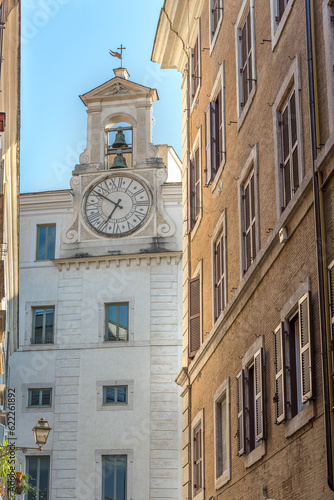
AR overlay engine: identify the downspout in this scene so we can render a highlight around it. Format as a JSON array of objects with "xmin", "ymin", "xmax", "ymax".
[{"xmin": 305, "ymin": 0, "xmax": 334, "ymax": 491}]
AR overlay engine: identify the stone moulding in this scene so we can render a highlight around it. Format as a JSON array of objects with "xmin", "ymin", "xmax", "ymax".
[{"xmin": 52, "ymin": 251, "xmax": 182, "ymax": 272}]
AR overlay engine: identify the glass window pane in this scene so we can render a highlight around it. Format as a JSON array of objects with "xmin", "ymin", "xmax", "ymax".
[
  {"xmin": 37, "ymin": 226, "xmax": 46, "ymax": 260},
  {"xmin": 45, "ymin": 308, "xmax": 54, "ymax": 343},
  {"xmin": 38, "ymin": 457, "xmax": 50, "ymax": 499},
  {"xmin": 119, "ymin": 305, "xmax": 128, "ymax": 341},
  {"xmin": 29, "ymin": 390, "xmax": 40, "ymax": 406},
  {"xmin": 42, "ymin": 389, "xmax": 52, "ymax": 406},
  {"xmin": 34, "ymin": 309, "xmax": 44, "ymax": 342},
  {"xmin": 104, "ymin": 387, "xmax": 115, "ymax": 404},
  {"xmin": 117, "ymin": 387, "xmax": 127, "ymax": 403},
  {"xmin": 47, "ymin": 226, "xmax": 55, "ymax": 260},
  {"xmin": 107, "ymin": 305, "xmax": 117, "ymax": 340},
  {"xmin": 116, "ymin": 456, "xmax": 127, "ymax": 500},
  {"xmin": 27, "ymin": 458, "xmax": 38, "ymax": 500},
  {"xmin": 103, "ymin": 456, "xmax": 115, "ymax": 500}
]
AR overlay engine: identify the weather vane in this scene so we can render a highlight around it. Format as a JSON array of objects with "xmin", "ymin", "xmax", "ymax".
[{"xmin": 109, "ymin": 45, "xmax": 126, "ymax": 68}]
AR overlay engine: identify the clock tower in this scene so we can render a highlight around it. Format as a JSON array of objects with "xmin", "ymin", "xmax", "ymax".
[{"xmin": 62, "ymin": 67, "xmax": 179, "ymax": 257}]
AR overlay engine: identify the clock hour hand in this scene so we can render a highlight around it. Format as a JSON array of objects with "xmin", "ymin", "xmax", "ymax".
[{"xmin": 93, "ymin": 191, "xmax": 123, "ymax": 209}]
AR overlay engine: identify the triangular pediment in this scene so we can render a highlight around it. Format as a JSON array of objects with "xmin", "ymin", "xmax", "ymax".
[{"xmin": 80, "ymin": 77, "xmax": 158, "ymax": 105}]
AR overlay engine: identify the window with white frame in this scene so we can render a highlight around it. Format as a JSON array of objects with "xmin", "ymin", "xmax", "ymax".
[
  {"xmin": 323, "ymin": 0, "xmax": 334, "ymax": 134},
  {"xmin": 242, "ymin": 169, "xmax": 256, "ymax": 272},
  {"xmin": 205, "ymin": 63, "xmax": 226, "ymax": 185},
  {"xmin": 212, "ymin": 211, "xmax": 227, "ymax": 322},
  {"xmin": 214, "ymin": 378, "xmax": 230, "ymax": 489},
  {"xmin": 239, "ymin": 145, "xmax": 259, "ymax": 276},
  {"xmin": 26, "ymin": 456, "xmax": 50, "ymax": 500},
  {"xmin": 190, "ymin": 22, "xmax": 201, "ymax": 104},
  {"xmin": 273, "ymin": 290, "xmax": 313, "ymax": 426},
  {"xmin": 210, "ymin": 0, "xmax": 224, "ymax": 46},
  {"xmin": 273, "ymin": 59, "xmax": 303, "ymax": 219},
  {"xmin": 96, "ymin": 379, "xmax": 134, "ymax": 411},
  {"xmin": 237, "ymin": 336, "xmax": 265, "ymax": 464},
  {"xmin": 105, "ymin": 303, "xmax": 129, "ymax": 342},
  {"xmin": 191, "ymin": 409, "xmax": 204, "ymax": 500},
  {"xmin": 235, "ymin": 0, "xmax": 256, "ymax": 119},
  {"xmin": 329, "ymin": 261, "xmax": 334, "ymax": 374},
  {"xmin": 187, "ymin": 137, "xmax": 202, "ymax": 233},
  {"xmin": 270, "ymin": 0, "xmax": 295, "ymax": 49},
  {"xmin": 280, "ymin": 89, "xmax": 299, "ymax": 209},
  {"xmin": 36, "ymin": 224, "xmax": 56, "ymax": 261}
]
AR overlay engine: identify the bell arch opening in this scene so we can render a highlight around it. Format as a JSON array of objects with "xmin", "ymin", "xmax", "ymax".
[{"xmin": 105, "ymin": 120, "xmax": 133, "ymax": 170}]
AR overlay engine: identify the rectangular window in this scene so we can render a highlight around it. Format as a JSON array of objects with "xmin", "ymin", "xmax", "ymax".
[
  {"xmin": 329, "ymin": 262, "xmax": 334, "ymax": 374},
  {"xmin": 102, "ymin": 455, "xmax": 127, "ymax": 500},
  {"xmin": 188, "ymin": 274, "xmax": 201, "ymax": 358},
  {"xmin": 36, "ymin": 224, "xmax": 56, "ymax": 261},
  {"xmin": 273, "ymin": 292, "xmax": 313, "ymax": 423},
  {"xmin": 210, "ymin": 0, "xmax": 223, "ymax": 41},
  {"xmin": 193, "ymin": 421, "xmax": 203, "ymax": 498},
  {"xmin": 103, "ymin": 386, "xmax": 128, "ymax": 405},
  {"xmin": 242, "ymin": 170, "xmax": 256, "ymax": 272},
  {"xmin": 28, "ymin": 389, "xmax": 52, "ymax": 407},
  {"xmin": 191, "ymin": 36, "xmax": 200, "ymax": 99},
  {"xmin": 214, "ymin": 227, "xmax": 226, "ymax": 320},
  {"xmin": 205, "ymin": 90, "xmax": 224, "ymax": 183},
  {"xmin": 32, "ymin": 307, "xmax": 54, "ymax": 344},
  {"xmin": 105, "ymin": 303, "xmax": 129, "ymax": 342},
  {"xmin": 240, "ymin": 10, "xmax": 253, "ymax": 109},
  {"xmin": 237, "ymin": 342, "xmax": 265, "ymax": 457},
  {"xmin": 214, "ymin": 378, "xmax": 230, "ymax": 488},
  {"xmin": 188, "ymin": 147, "xmax": 201, "ymax": 231},
  {"xmin": 280, "ymin": 89, "xmax": 299, "ymax": 209},
  {"xmin": 26, "ymin": 456, "xmax": 50, "ymax": 500}
]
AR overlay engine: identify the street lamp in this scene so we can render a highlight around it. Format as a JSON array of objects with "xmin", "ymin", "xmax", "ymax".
[{"xmin": 32, "ymin": 418, "xmax": 52, "ymax": 450}]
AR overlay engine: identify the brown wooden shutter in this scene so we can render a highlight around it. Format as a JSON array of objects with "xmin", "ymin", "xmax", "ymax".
[
  {"xmin": 290, "ymin": 92, "xmax": 299, "ymax": 194},
  {"xmin": 298, "ymin": 291, "xmax": 313, "ymax": 402},
  {"xmin": 329, "ymin": 264, "xmax": 334, "ymax": 375},
  {"xmin": 273, "ymin": 323, "xmax": 286, "ymax": 423},
  {"xmin": 236, "ymin": 369, "xmax": 245, "ymax": 455},
  {"xmin": 193, "ymin": 422, "xmax": 203, "ymax": 495},
  {"xmin": 189, "ymin": 275, "xmax": 201, "ymax": 358},
  {"xmin": 216, "ymin": 89, "xmax": 223, "ymax": 169},
  {"xmin": 205, "ymin": 102, "xmax": 215, "ymax": 184},
  {"xmin": 187, "ymin": 161, "xmax": 192, "ymax": 234},
  {"xmin": 254, "ymin": 347, "xmax": 265, "ymax": 441}
]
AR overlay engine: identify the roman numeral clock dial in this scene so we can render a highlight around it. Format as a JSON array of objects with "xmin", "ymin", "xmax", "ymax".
[{"xmin": 83, "ymin": 175, "xmax": 151, "ymax": 236}]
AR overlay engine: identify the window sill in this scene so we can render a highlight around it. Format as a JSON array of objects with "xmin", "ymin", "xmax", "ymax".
[
  {"xmin": 245, "ymin": 440, "xmax": 266, "ymax": 468},
  {"xmin": 25, "ymin": 406, "xmax": 53, "ymax": 412},
  {"xmin": 193, "ymin": 490, "xmax": 204, "ymax": 500},
  {"xmin": 237, "ymin": 84, "xmax": 256, "ymax": 132},
  {"xmin": 98, "ymin": 403, "xmax": 131, "ymax": 411},
  {"xmin": 215, "ymin": 469, "xmax": 230, "ymax": 490},
  {"xmin": 285, "ymin": 401, "xmax": 315, "ymax": 438},
  {"xmin": 211, "ymin": 158, "xmax": 226, "ymax": 193}
]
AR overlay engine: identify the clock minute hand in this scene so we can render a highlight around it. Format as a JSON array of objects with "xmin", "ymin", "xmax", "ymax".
[
  {"xmin": 106, "ymin": 199, "xmax": 123, "ymax": 222},
  {"xmin": 93, "ymin": 191, "xmax": 123, "ymax": 209}
]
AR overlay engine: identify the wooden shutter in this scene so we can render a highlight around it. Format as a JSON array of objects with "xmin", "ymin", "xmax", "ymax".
[
  {"xmin": 187, "ymin": 160, "xmax": 195, "ymax": 233},
  {"xmin": 273, "ymin": 323, "xmax": 286, "ymax": 423},
  {"xmin": 254, "ymin": 348, "xmax": 265, "ymax": 441},
  {"xmin": 298, "ymin": 292, "xmax": 313, "ymax": 402},
  {"xmin": 236, "ymin": 370, "xmax": 245, "ymax": 455},
  {"xmin": 192, "ymin": 37, "xmax": 199, "ymax": 98},
  {"xmin": 205, "ymin": 102, "xmax": 215, "ymax": 184},
  {"xmin": 189, "ymin": 276, "xmax": 201, "ymax": 358},
  {"xmin": 193, "ymin": 422, "xmax": 203, "ymax": 495},
  {"xmin": 329, "ymin": 263, "xmax": 334, "ymax": 375}
]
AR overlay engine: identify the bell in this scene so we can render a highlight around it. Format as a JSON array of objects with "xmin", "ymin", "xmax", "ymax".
[
  {"xmin": 111, "ymin": 151, "xmax": 127, "ymax": 169},
  {"xmin": 111, "ymin": 128, "xmax": 128, "ymax": 149}
]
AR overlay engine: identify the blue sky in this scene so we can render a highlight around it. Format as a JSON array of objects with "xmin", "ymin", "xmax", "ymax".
[{"xmin": 21, "ymin": 0, "xmax": 182, "ymax": 193}]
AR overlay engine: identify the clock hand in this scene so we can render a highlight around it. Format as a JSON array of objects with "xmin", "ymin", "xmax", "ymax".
[
  {"xmin": 93, "ymin": 191, "xmax": 123, "ymax": 209},
  {"xmin": 106, "ymin": 199, "xmax": 123, "ymax": 222}
]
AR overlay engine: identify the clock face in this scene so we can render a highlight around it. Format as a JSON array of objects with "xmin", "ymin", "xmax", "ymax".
[{"xmin": 83, "ymin": 175, "xmax": 151, "ymax": 236}]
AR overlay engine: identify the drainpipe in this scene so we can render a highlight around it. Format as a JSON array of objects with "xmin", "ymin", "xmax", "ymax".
[{"xmin": 305, "ymin": 0, "xmax": 334, "ymax": 491}]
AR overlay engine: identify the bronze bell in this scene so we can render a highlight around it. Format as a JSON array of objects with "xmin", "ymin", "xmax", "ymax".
[
  {"xmin": 111, "ymin": 128, "xmax": 128, "ymax": 149},
  {"xmin": 111, "ymin": 151, "xmax": 127, "ymax": 169}
]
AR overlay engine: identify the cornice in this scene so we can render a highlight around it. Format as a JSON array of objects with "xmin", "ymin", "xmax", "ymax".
[
  {"xmin": 52, "ymin": 251, "xmax": 182, "ymax": 272},
  {"xmin": 20, "ymin": 190, "xmax": 72, "ymax": 213}
]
